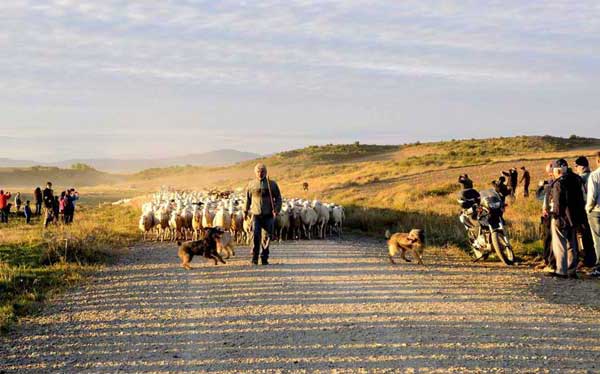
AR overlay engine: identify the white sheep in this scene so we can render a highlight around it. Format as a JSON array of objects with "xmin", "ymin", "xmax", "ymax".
[
  {"xmin": 213, "ymin": 204, "xmax": 232, "ymax": 230},
  {"xmin": 331, "ymin": 205, "xmax": 345, "ymax": 238}
]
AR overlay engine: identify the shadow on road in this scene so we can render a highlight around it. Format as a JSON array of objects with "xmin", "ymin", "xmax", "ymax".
[{"xmin": 2, "ymin": 240, "xmax": 599, "ymax": 373}]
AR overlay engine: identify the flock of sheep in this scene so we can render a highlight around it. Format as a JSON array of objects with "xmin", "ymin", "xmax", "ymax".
[{"xmin": 138, "ymin": 189, "xmax": 346, "ymax": 245}]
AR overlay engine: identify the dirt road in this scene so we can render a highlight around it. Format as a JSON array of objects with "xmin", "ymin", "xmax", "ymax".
[{"xmin": 2, "ymin": 239, "xmax": 600, "ymax": 373}]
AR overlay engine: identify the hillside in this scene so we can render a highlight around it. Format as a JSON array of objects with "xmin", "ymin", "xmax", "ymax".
[
  {"xmin": 124, "ymin": 135, "xmax": 600, "ymax": 190},
  {"xmin": 121, "ymin": 135, "xmax": 600, "ymax": 255},
  {"xmin": 0, "ymin": 166, "xmax": 125, "ymax": 189},
  {"xmin": 0, "ymin": 149, "xmax": 262, "ymax": 173},
  {"xmin": 0, "ymin": 158, "xmax": 39, "ymax": 168},
  {"xmin": 53, "ymin": 149, "xmax": 262, "ymax": 173}
]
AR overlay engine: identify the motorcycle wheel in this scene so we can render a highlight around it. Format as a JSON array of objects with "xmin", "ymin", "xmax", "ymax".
[
  {"xmin": 491, "ymin": 231, "xmax": 515, "ymax": 265},
  {"xmin": 467, "ymin": 231, "xmax": 483, "ymax": 259}
]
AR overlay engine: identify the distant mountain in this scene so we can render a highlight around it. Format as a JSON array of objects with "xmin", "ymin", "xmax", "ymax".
[
  {"xmin": 0, "ymin": 149, "xmax": 262, "ymax": 174},
  {"xmin": 0, "ymin": 157, "xmax": 39, "ymax": 168}
]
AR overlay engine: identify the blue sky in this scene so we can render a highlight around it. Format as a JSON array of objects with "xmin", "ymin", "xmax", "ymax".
[{"xmin": 1, "ymin": 0, "xmax": 599, "ymax": 161}]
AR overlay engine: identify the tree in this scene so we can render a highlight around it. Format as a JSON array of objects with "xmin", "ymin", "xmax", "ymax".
[{"xmin": 71, "ymin": 163, "xmax": 95, "ymax": 171}]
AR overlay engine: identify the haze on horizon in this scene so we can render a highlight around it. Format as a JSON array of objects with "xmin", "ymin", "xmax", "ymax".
[{"xmin": 1, "ymin": 1, "xmax": 599, "ymax": 162}]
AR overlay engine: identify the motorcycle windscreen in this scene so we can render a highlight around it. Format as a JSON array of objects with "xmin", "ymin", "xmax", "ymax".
[{"xmin": 479, "ymin": 189, "xmax": 503, "ymax": 210}]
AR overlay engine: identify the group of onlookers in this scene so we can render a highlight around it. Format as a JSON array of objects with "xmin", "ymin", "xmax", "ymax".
[
  {"xmin": 41, "ymin": 182, "xmax": 80, "ymax": 228},
  {"xmin": 0, "ymin": 181, "xmax": 80, "ymax": 227},
  {"xmin": 539, "ymin": 152, "xmax": 600, "ymax": 278},
  {"xmin": 492, "ymin": 166, "xmax": 531, "ymax": 202}
]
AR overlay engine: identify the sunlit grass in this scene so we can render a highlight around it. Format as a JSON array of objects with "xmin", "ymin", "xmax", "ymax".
[{"xmin": 0, "ymin": 204, "xmax": 138, "ymax": 332}]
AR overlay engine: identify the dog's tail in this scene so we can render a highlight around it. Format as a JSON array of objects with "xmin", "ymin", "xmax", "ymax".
[{"xmin": 384, "ymin": 229, "xmax": 391, "ymax": 240}]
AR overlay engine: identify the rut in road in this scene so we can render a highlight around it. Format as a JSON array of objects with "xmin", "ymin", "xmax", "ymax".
[{"xmin": 2, "ymin": 239, "xmax": 600, "ymax": 373}]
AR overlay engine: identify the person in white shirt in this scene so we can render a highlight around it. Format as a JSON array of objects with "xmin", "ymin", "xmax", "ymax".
[{"xmin": 587, "ymin": 151, "xmax": 600, "ymax": 276}]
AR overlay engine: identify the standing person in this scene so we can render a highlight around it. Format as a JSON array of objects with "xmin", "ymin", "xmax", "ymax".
[
  {"xmin": 64, "ymin": 189, "xmax": 79, "ymax": 224},
  {"xmin": 34, "ymin": 187, "xmax": 43, "ymax": 215},
  {"xmin": 575, "ymin": 156, "xmax": 592, "ymax": 199},
  {"xmin": 42, "ymin": 182, "xmax": 54, "ymax": 228},
  {"xmin": 0, "ymin": 190, "xmax": 11, "ymax": 223},
  {"xmin": 493, "ymin": 176, "xmax": 510, "ymax": 204},
  {"xmin": 52, "ymin": 195, "xmax": 60, "ymax": 225},
  {"xmin": 66, "ymin": 189, "xmax": 79, "ymax": 223},
  {"xmin": 520, "ymin": 166, "xmax": 531, "ymax": 198},
  {"xmin": 24, "ymin": 200, "xmax": 32, "ymax": 224},
  {"xmin": 457, "ymin": 174, "xmax": 481, "ymax": 244},
  {"xmin": 573, "ymin": 155, "xmax": 596, "ymax": 268},
  {"xmin": 547, "ymin": 159, "xmax": 586, "ymax": 278},
  {"xmin": 14, "ymin": 192, "xmax": 22, "ymax": 214},
  {"xmin": 503, "ymin": 168, "xmax": 519, "ymax": 198},
  {"xmin": 244, "ymin": 163, "xmax": 282, "ymax": 266},
  {"xmin": 59, "ymin": 191, "xmax": 67, "ymax": 223},
  {"xmin": 537, "ymin": 163, "xmax": 556, "ymax": 271},
  {"xmin": 586, "ymin": 152, "xmax": 600, "ymax": 276}
]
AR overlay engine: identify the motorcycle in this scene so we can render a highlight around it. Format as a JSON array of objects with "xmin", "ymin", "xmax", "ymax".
[{"xmin": 459, "ymin": 189, "xmax": 515, "ymax": 265}]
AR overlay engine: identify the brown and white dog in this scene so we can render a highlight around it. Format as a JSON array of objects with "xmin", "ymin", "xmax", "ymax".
[{"xmin": 385, "ymin": 229, "xmax": 426, "ymax": 265}]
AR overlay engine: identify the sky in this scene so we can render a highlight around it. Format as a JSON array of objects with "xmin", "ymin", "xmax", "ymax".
[{"xmin": 1, "ymin": 0, "xmax": 599, "ymax": 161}]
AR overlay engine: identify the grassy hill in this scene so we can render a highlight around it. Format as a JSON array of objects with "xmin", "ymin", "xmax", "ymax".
[
  {"xmin": 0, "ymin": 165, "xmax": 125, "ymax": 189},
  {"xmin": 125, "ymin": 135, "xmax": 600, "ymax": 190},
  {"xmin": 123, "ymin": 135, "xmax": 600, "ymax": 255}
]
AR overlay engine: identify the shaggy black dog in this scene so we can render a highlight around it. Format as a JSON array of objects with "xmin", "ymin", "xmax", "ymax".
[{"xmin": 178, "ymin": 227, "xmax": 226, "ymax": 269}]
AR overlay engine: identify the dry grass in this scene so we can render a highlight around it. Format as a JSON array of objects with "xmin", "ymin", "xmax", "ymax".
[{"xmin": 0, "ymin": 204, "xmax": 138, "ymax": 331}]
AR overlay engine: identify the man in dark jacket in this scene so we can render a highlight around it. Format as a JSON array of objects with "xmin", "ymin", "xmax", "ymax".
[
  {"xmin": 503, "ymin": 168, "xmax": 518, "ymax": 198},
  {"xmin": 548, "ymin": 159, "xmax": 586, "ymax": 278},
  {"xmin": 244, "ymin": 163, "xmax": 282, "ymax": 265},
  {"xmin": 493, "ymin": 176, "xmax": 510, "ymax": 203},
  {"xmin": 34, "ymin": 187, "xmax": 43, "ymax": 215},
  {"xmin": 520, "ymin": 166, "xmax": 531, "ymax": 198},
  {"xmin": 458, "ymin": 174, "xmax": 480, "ymax": 210},
  {"xmin": 42, "ymin": 182, "xmax": 54, "ymax": 228},
  {"xmin": 573, "ymin": 156, "xmax": 596, "ymax": 267},
  {"xmin": 457, "ymin": 174, "xmax": 481, "ymax": 241}
]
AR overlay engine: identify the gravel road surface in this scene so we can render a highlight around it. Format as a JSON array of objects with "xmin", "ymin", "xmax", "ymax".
[{"xmin": 2, "ymin": 239, "xmax": 600, "ymax": 373}]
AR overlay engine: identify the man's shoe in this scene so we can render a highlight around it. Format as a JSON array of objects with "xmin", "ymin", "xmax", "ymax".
[
  {"xmin": 261, "ymin": 259, "xmax": 269, "ymax": 265},
  {"xmin": 251, "ymin": 259, "xmax": 259, "ymax": 265}
]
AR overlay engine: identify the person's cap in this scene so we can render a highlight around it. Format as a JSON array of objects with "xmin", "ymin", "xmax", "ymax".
[
  {"xmin": 551, "ymin": 159, "xmax": 568, "ymax": 169},
  {"xmin": 574, "ymin": 156, "xmax": 589, "ymax": 168}
]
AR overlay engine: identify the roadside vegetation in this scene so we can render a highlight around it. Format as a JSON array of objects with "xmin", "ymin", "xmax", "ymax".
[{"xmin": 0, "ymin": 203, "xmax": 138, "ymax": 332}]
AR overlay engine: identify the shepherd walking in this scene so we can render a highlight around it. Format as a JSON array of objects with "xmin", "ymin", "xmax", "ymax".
[{"xmin": 244, "ymin": 163, "xmax": 282, "ymax": 265}]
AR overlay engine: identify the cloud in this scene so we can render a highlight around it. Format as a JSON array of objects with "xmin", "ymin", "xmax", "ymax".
[
  {"xmin": 1, "ymin": 0, "xmax": 597, "ymax": 92},
  {"xmin": 0, "ymin": 1, "xmax": 598, "ymax": 159}
]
